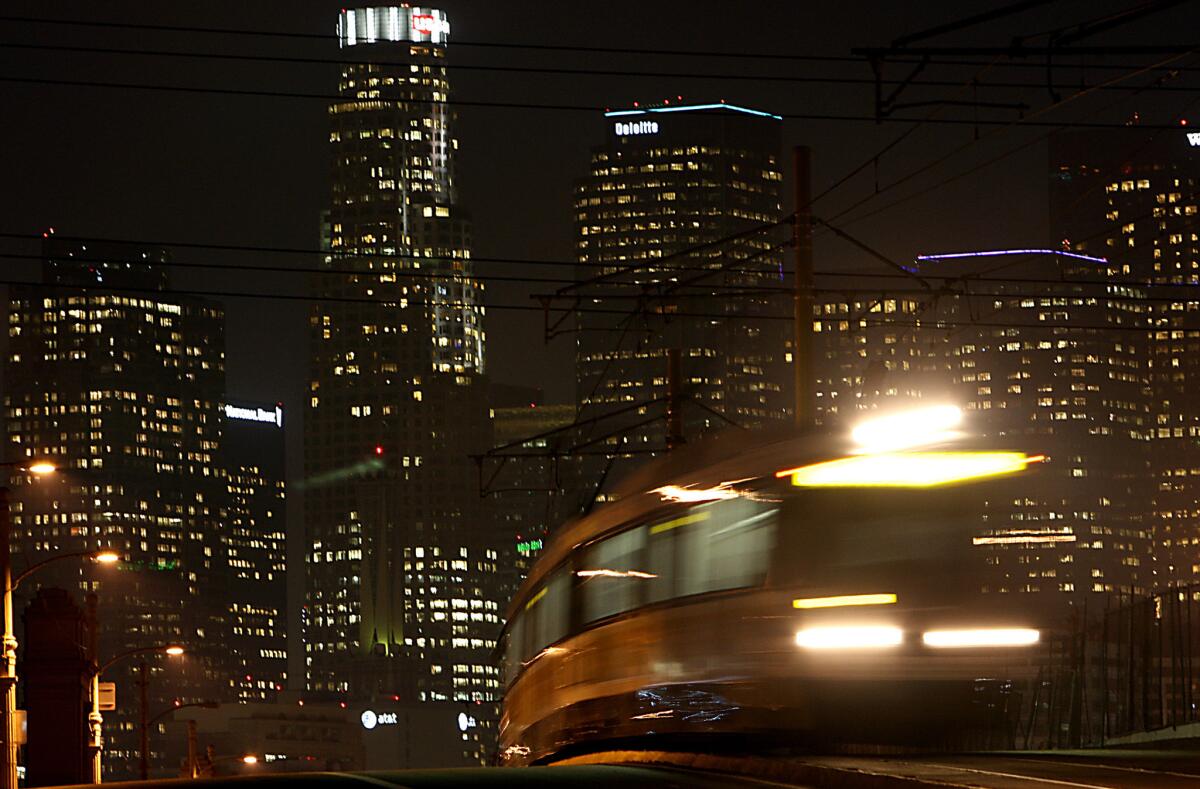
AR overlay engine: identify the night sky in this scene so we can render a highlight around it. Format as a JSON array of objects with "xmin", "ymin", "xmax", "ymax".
[{"xmin": 1, "ymin": 0, "xmax": 1195, "ymax": 468}]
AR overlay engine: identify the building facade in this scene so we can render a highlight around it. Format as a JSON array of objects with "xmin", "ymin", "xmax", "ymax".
[
  {"xmin": 5, "ymin": 236, "xmax": 234, "ymax": 778},
  {"xmin": 222, "ymin": 401, "xmax": 287, "ymax": 702},
  {"xmin": 813, "ymin": 248, "xmax": 1155, "ymax": 619},
  {"xmin": 571, "ymin": 102, "xmax": 790, "ymax": 509},
  {"xmin": 1050, "ymin": 127, "xmax": 1200, "ymax": 590},
  {"xmin": 304, "ymin": 6, "xmax": 503, "ymax": 737}
]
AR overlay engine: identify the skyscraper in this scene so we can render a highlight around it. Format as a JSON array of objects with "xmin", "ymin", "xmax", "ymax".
[
  {"xmin": 1050, "ymin": 127, "xmax": 1200, "ymax": 590},
  {"xmin": 222, "ymin": 400, "xmax": 287, "ymax": 702},
  {"xmin": 571, "ymin": 102, "xmax": 790, "ymax": 508},
  {"xmin": 305, "ymin": 7, "xmax": 502, "ymax": 741},
  {"xmin": 6, "ymin": 235, "xmax": 234, "ymax": 777},
  {"xmin": 813, "ymin": 248, "xmax": 1155, "ymax": 616}
]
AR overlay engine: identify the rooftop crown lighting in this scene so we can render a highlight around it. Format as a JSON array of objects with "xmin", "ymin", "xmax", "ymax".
[
  {"xmin": 777, "ymin": 452, "xmax": 1043, "ymax": 488},
  {"xmin": 850, "ymin": 405, "xmax": 962, "ymax": 453}
]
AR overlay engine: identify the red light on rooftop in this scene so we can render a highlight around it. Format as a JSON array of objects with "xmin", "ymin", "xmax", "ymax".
[
  {"xmin": 374, "ymin": 445, "xmax": 384, "ymax": 456},
  {"xmin": 339, "ymin": 702, "xmax": 347, "ymax": 709},
  {"xmin": 1182, "ymin": 119, "xmax": 1189, "ymax": 126},
  {"xmin": 391, "ymin": 694, "xmax": 400, "ymax": 701}
]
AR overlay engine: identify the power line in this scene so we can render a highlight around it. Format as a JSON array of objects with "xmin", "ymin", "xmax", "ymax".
[
  {"xmin": 0, "ymin": 14, "xmax": 862, "ymax": 62},
  {"xmin": 0, "ymin": 249, "xmax": 804, "ymax": 295},
  {"xmin": 4, "ymin": 14, "xmax": 1198, "ymax": 73},
  {"xmin": 2, "ymin": 75, "xmax": 1193, "ymax": 129},
  {"xmin": 5, "ymin": 41, "xmax": 1200, "ymax": 94},
  {"xmin": 0, "ymin": 231, "xmax": 792, "ymax": 277},
  {"xmin": 16, "ymin": 232, "xmax": 1200, "ymax": 296},
  {"xmin": 824, "ymin": 51, "xmax": 1196, "ymax": 226},
  {"xmin": 4, "ymin": 261, "xmax": 1197, "ymax": 331},
  {"xmin": 32, "ymin": 245, "xmax": 1200, "ymax": 304}
]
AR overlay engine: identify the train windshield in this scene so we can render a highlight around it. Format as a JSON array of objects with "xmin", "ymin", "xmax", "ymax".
[{"xmin": 771, "ymin": 469, "xmax": 1038, "ymax": 613}]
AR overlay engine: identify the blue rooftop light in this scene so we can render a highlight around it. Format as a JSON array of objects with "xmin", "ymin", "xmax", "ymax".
[
  {"xmin": 916, "ymin": 249, "xmax": 1108, "ymax": 265},
  {"xmin": 604, "ymin": 103, "xmax": 782, "ymax": 121}
]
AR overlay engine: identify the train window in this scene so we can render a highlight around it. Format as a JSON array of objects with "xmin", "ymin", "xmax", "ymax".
[
  {"xmin": 646, "ymin": 499, "xmax": 777, "ymax": 600},
  {"xmin": 677, "ymin": 499, "xmax": 777, "ymax": 596},
  {"xmin": 526, "ymin": 567, "xmax": 571, "ymax": 657},
  {"xmin": 503, "ymin": 614, "xmax": 524, "ymax": 686},
  {"xmin": 580, "ymin": 526, "xmax": 649, "ymax": 622}
]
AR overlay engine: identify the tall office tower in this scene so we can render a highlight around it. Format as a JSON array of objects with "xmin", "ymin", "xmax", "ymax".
[
  {"xmin": 306, "ymin": 7, "xmax": 502, "ymax": 744},
  {"xmin": 919, "ymin": 250, "xmax": 1153, "ymax": 614},
  {"xmin": 5, "ymin": 235, "xmax": 233, "ymax": 778},
  {"xmin": 815, "ymin": 249, "xmax": 1154, "ymax": 618},
  {"xmin": 572, "ymin": 102, "xmax": 790, "ymax": 509},
  {"xmin": 811, "ymin": 294, "xmax": 937, "ymax": 424},
  {"xmin": 1050, "ymin": 128, "xmax": 1200, "ymax": 590},
  {"xmin": 222, "ymin": 400, "xmax": 287, "ymax": 702}
]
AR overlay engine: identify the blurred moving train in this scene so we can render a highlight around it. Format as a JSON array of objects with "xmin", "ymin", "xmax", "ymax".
[{"xmin": 499, "ymin": 407, "xmax": 1059, "ymax": 764}]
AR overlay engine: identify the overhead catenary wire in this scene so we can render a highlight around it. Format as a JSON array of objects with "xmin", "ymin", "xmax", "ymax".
[
  {"xmin": 2, "ymin": 76, "xmax": 1195, "ymax": 129},
  {"xmin": 13, "ymin": 230, "xmax": 1200, "ymax": 297},
  {"xmin": 21, "ymin": 245, "xmax": 1200, "ymax": 305},
  {"xmin": 4, "ymin": 41, "xmax": 1200, "ymax": 94},
  {"xmin": 3, "ymin": 259, "xmax": 1198, "ymax": 331},
  {"xmin": 4, "ymin": 14, "xmax": 1199, "ymax": 73}
]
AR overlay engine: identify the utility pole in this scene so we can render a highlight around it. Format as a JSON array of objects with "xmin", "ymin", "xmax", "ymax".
[
  {"xmin": 793, "ymin": 145, "xmax": 815, "ymax": 429},
  {"xmin": 185, "ymin": 720, "xmax": 198, "ymax": 779},
  {"xmin": 138, "ymin": 661, "xmax": 149, "ymax": 780},
  {"xmin": 85, "ymin": 593, "xmax": 102, "ymax": 782},
  {"xmin": 0, "ymin": 486, "xmax": 18, "ymax": 789},
  {"xmin": 666, "ymin": 349, "xmax": 684, "ymax": 451}
]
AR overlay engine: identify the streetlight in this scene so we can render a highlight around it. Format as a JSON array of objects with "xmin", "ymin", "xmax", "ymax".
[
  {"xmin": 84, "ymin": 645, "xmax": 184, "ymax": 782},
  {"xmin": 0, "ymin": 460, "xmax": 118, "ymax": 789},
  {"xmin": 198, "ymin": 752, "xmax": 259, "ymax": 778},
  {"xmin": 144, "ymin": 700, "xmax": 219, "ymax": 779}
]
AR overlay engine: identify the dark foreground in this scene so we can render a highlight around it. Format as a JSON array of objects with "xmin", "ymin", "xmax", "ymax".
[{"xmin": 64, "ymin": 750, "xmax": 1200, "ymax": 789}]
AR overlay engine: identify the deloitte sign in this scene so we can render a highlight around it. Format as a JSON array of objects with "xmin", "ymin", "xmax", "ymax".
[{"xmin": 614, "ymin": 120, "xmax": 659, "ymax": 137}]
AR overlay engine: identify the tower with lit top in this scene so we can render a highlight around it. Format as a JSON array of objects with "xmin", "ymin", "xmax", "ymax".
[{"xmin": 305, "ymin": 7, "xmax": 500, "ymax": 760}]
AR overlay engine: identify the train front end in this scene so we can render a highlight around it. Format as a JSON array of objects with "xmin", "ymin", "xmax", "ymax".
[{"xmin": 501, "ymin": 406, "xmax": 1059, "ymax": 763}]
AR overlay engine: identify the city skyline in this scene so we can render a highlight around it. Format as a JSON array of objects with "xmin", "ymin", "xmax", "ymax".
[{"xmin": 2, "ymin": 0, "xmax": 1200, "ymax": 779}]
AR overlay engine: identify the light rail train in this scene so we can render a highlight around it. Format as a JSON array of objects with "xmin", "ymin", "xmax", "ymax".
[{"xmin": 499, "ymin": 407, "xmax": 1055, "ymax": 764}]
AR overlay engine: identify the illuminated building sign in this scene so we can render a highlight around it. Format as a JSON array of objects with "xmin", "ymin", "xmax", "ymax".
[
  {"xmin": 360, "ymin": 710, "xmax": 398, "ymax": 730},
  {"xmin": 338, "ymin": 7, "xmax": 450, "ymax": 47},
  {"xmin": 225, "ymin": 403, "xmax": 283, "ymax": 428},
  {"xmin": 1188, "ymin": 131, "xmax": 1200, "ymax": 147},
  {"xmin": 516, "ymin": 539, "xmax": 543, "ymax": 555},
  {"xmin": 614, "ymin": 120, "xmax": 659, "ymax": 137},
  {"xmin": 411, "ymin": 12, "xmax": 449, "ymax": 35}
]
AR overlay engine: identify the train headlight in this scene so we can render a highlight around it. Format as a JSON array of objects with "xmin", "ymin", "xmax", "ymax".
[
  {"xmin": 850, "ymin": 405, "xmax": 962, "ymax": 454},
  {"xmin": 795, "ymin": 625, "xmax": 902, "ymax": 650},
  {"xmin": 921, "ymin": 628, "xmax": 1040, "ymax": 648}
]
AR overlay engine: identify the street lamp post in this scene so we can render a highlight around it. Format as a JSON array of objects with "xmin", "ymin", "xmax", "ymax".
[
  {"xmin": 0, "ymin": 462, "xmax": 110, "ymax": 789},
  {"xmin": 142, "ymin": 701, "xmax": 218, "ymax": 779},
  {"xmin": 86, "ymin": 644, "xmax": 184, "ymax": 782}
]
